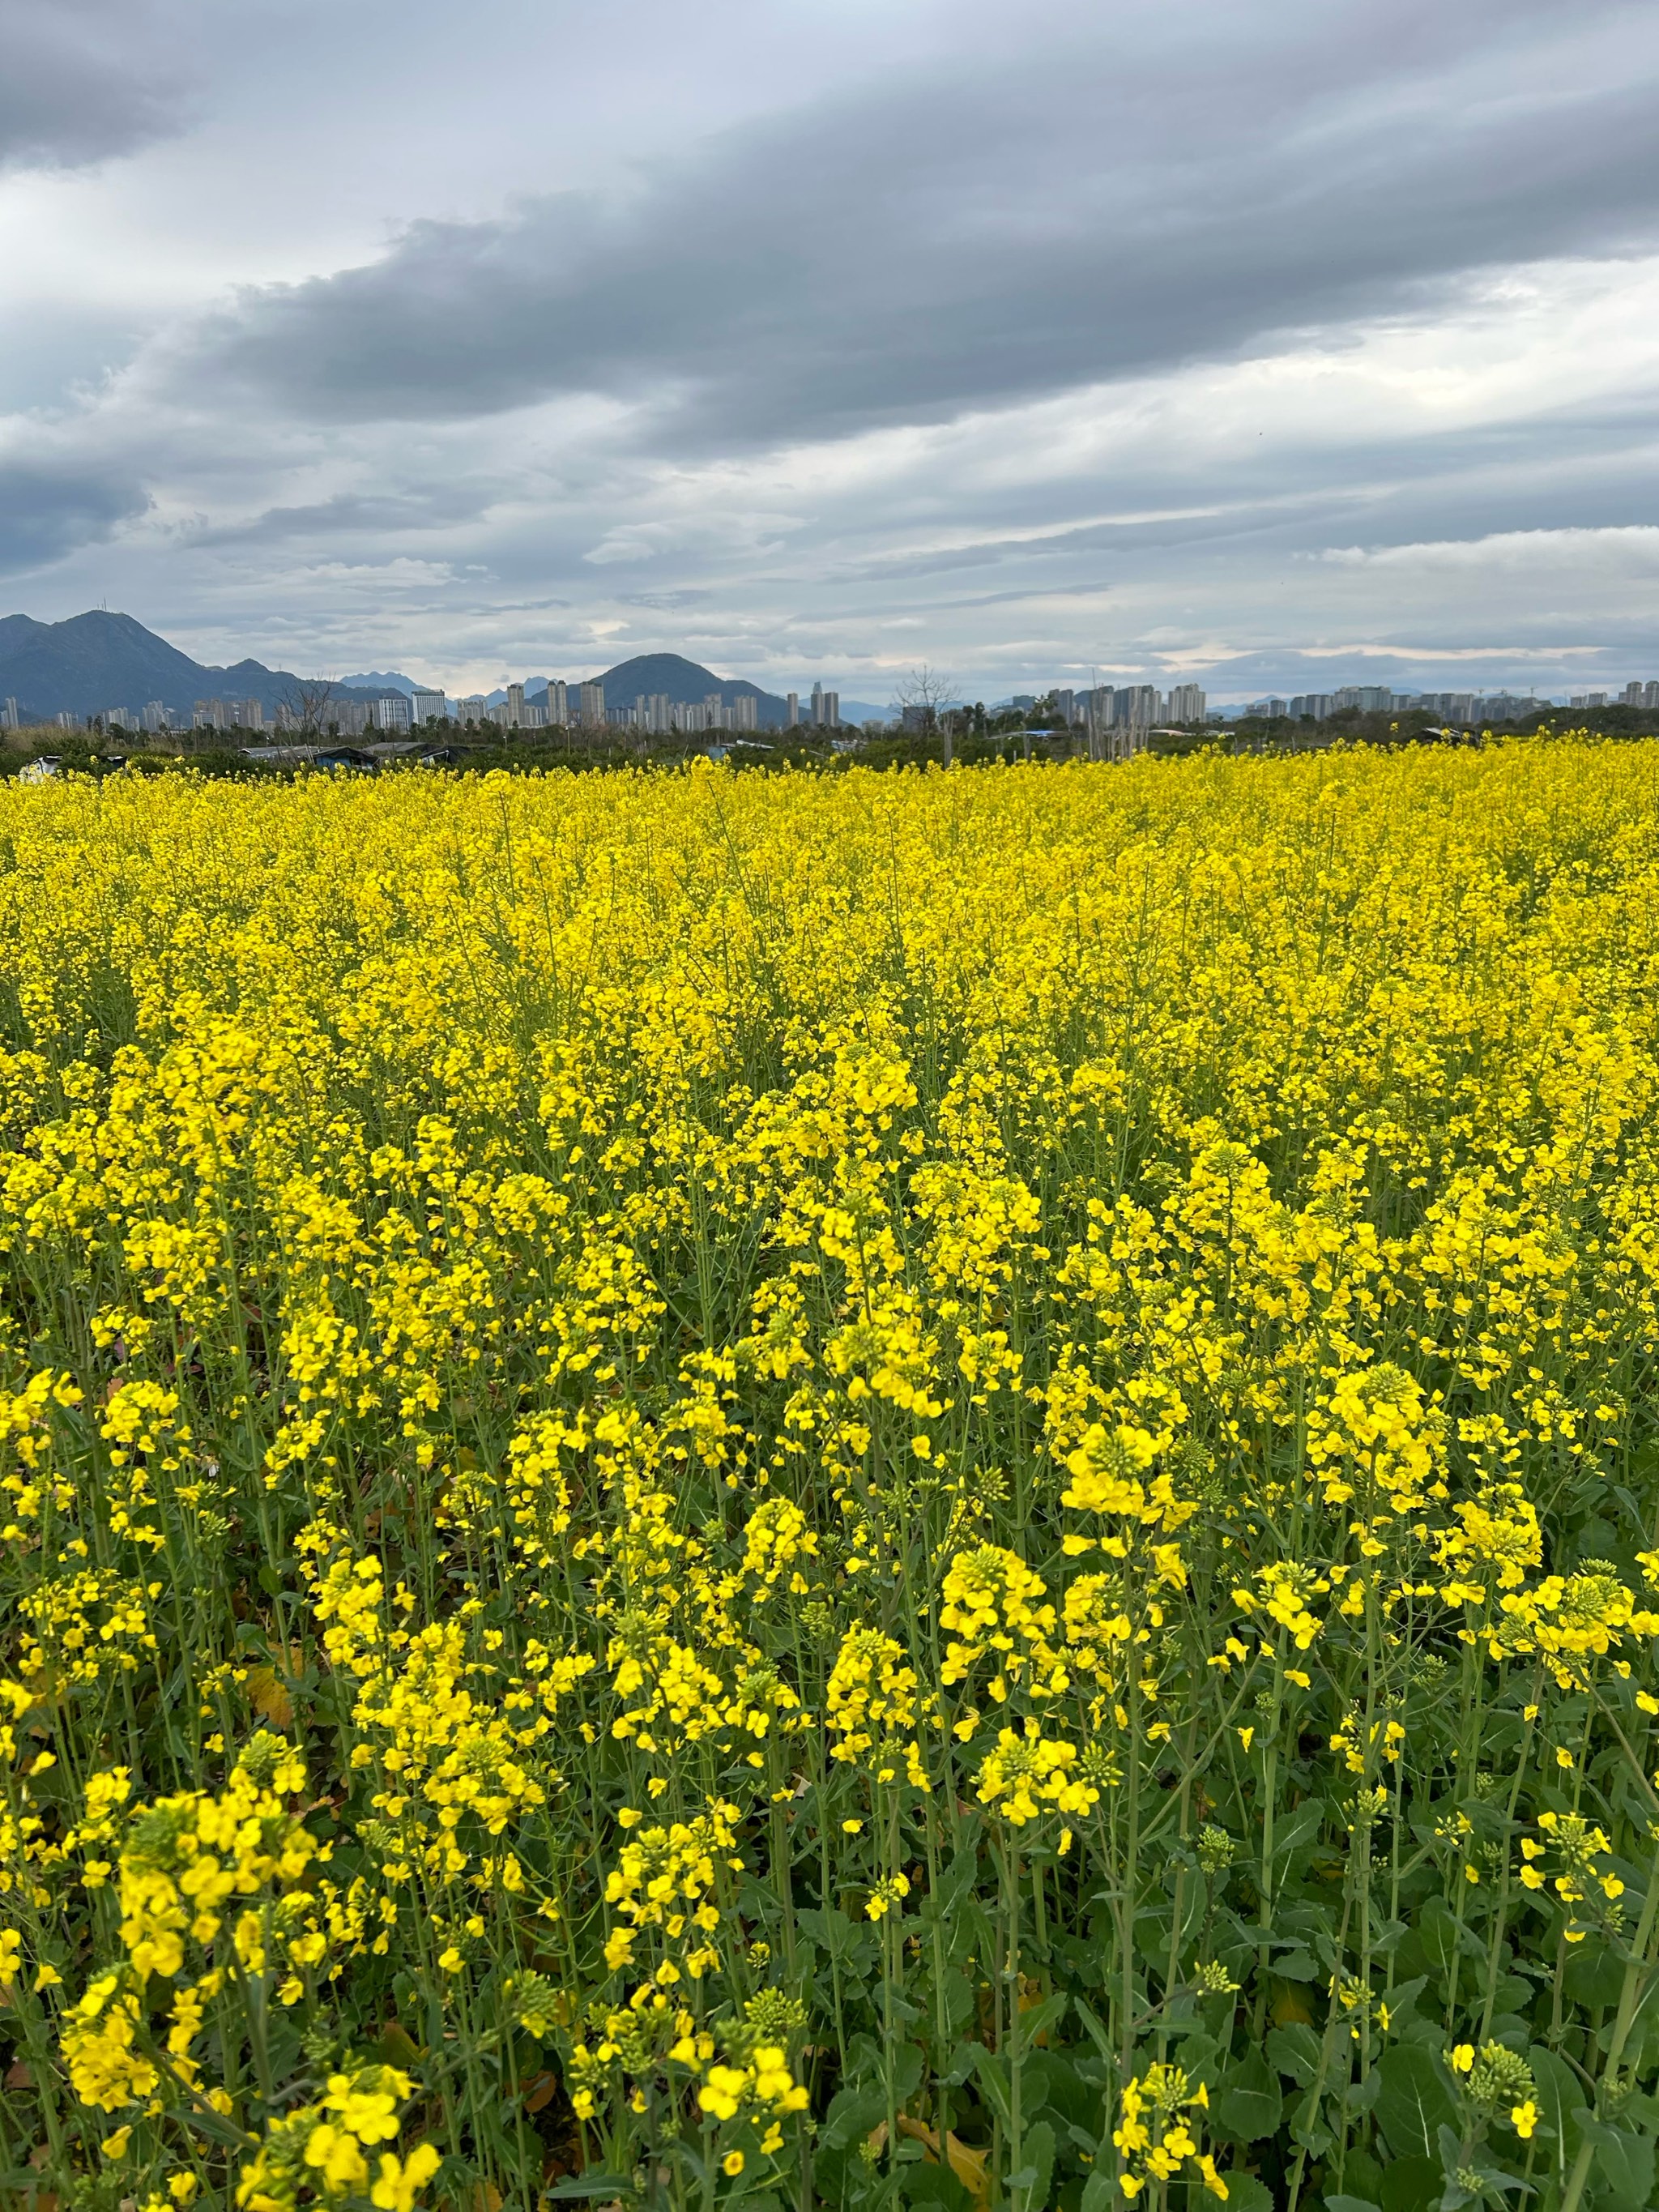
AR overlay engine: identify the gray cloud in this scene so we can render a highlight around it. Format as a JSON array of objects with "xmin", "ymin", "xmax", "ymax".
[
  {"xmin": 10, "ymin": 0, "xmax": 1659, "ymax": 702},
  {"xmin": 0, "ymin": 1, "xmax": 195, "ymax": 170},
  {"xmin": 194, "ymin": 2, "xmax": 1659, "ymax": 449},
  {"xmin": 0, "ymin": 455, "xmax": 150, "ymax": 572}
]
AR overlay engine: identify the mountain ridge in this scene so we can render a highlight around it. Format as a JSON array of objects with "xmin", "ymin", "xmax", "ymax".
[
  {"xmin": 0, "ymin": 612, "xmax": 877, "ymax": 728},
  {"xmin": 0, "ymin": 611, "xmax": 407, "ymax": 722}
]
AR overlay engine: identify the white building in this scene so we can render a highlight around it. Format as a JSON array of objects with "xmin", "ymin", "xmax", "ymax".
[
  {"xmin": 410, "ymin": 689, "xmax": 446, "ymax": 725},
  {"xmin": 1165, "ymin": 684, "xmax": 1206, "ymax": 723},
  {"xmin": 545, "ymin": 681, "xmax": 568, "ymax": 725},
  {"xmin": 373, "ymin": 694, "xmax": 413, "ymax": 732},
  {"xmin": 704, "ymin": 691, "xmax": 729, "ymax": 732},
  {"xmin": 818, "ymin": 691, "xmax": 838, "ymax": 728},
  {"xmin": 0, "ymin": 698, "xmax": 17, "ymax": 731},
  {"xmin": 731, "ymin": 694, "xmax": 758, "ymax": 732},
  {"xmin": 578, "ymin": 681, "xmax": 607, "ymax": 728},
  {"xmin": 787, "ymin": 691, "xmax": 800, "ymax": 728},
  {"xmin": 142, "ymin": 702, "xmax": 170, "ymax": 733},
  {"xmin": 104, "ymin": 707, "xmax": 138, "ymax": 732}
]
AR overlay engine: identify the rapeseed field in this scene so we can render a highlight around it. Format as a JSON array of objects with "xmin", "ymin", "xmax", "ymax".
[{"xmin": 2, "ymin": 744, "xmax": 1659, "ymax": 2212}]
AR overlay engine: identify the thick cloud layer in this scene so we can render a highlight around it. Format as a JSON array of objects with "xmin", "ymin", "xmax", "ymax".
[
  {"xmin": 0, "ymin": 1, "xmax": 194, "ymax": 170},
  {"xmin": 3, "ymin": 0, "xmax": 1659, "ymax": 699},
  {"xmin": 200, "ymin": 4, "xmax": 1659, "ymax": 447}
]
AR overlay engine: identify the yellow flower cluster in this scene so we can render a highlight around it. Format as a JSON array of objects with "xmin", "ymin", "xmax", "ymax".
[
  {"xmin": 1112, "ymin": 2063, "xmax": 1229, "ymax": 2199},
  {"xmin": 234, "ymin": 2065, "xmax": 437, "ymax": 2211},
  {"xmin": 3, "ymin": 744, "xmax": 1659, "ymax": 2210}
]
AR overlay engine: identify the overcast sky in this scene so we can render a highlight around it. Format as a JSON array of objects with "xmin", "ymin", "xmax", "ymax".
[{"xmin": 4, "ymin": 0, "xmax": 1659, "ymax": 703}]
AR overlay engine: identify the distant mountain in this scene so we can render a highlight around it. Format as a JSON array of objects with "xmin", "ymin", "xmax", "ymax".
[
  {"xmin": 549, "ymin": 652, "xmax": 791, "ymax": 729},
  {"xmin": 0, "ymin": 610, "xmax": 406, "ymax": 722},
  {"xmin": 0, "ymin": 613, "xmax": 881, "ymax": 730},
  {"xmin": 338, "ymin": 670, "xmax": 422, "ymax": 696}
]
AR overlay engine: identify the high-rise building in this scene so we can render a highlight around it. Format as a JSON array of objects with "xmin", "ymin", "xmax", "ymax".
[
  {"xmin": 410, "ymin": 689, "xmax": 446, "ymax": 725},
  {"xmin": 1054, "ymin": 689, "xmax": 1077, "ymax": 725},
  {"xmin": 1287, "ymin": 694, "xmax": 1333, "ymax": 721},
  {"xmin": 143, "ymin": 702, "xmax": 169, "ymax": 733},
  {"xmin": 0, "ymin": 698, "xmax": 17, "ymax": 731},
  {"xmin": 502, "ymin": 681, "xmax": 526, "ymax": 730},
  {"xmin": 811, "ymin": 681, "xmax": 824, "ymax": 726},
  {"xmin": 821, "ymin": 691, "xmax": 839, "ymax": 728},
  {"xmin": 787, "ymin": 692, "xmax": 800, "ymax": 728},
  {"xmin": 373, "ymin": 694, "xmax": 412, "ymax": 732},
  {"xmin": 240, "ymin": 699, "xmax": 265, "ymax": 732},
  {"xmin": 456, "ymin": 694, "xmax": 488, "ymax": 723},
  {"xmin": 732, "ymin": 694, "xmax": 758, "ymax": 732},
  {"xmin": 578, "ymin": 681, "xmax": 607, "ymax": 728},
  {"xmin": 705, "ymin": 692, "xmax": 728, "ymax": 732},
  {"xmin": 1113, "ymin": 685, "xmax": 1158, "ymax": 728},
  {"xmin": 1621, "ymin": 681, "xmax": 1644, "ymax": 706},
  {"xmin": 545, "ymin": 681, "xmax": 568, "ymax": 725},
  {"xmin": 1165, "ymin": 684, "xmax": 1206, "ymax": 723},
  {"xmin": 104, "ymin": 707, "xmax": 138, "ymax": 732},
  {"xmin": 1644, "ymin": 681, "xmax": 1659, "ymax": 710}
]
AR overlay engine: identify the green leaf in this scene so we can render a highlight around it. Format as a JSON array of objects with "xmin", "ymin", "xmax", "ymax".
[
  {"xmin": 970, "ymin": 2043, "xmax": 1014, "ymax": 2133},
  {"xmin": 1270, "ymin": 1798, "xmax": 1328, "ymax": 1865},
  {"xmin": 1266, "ymin": 2023, "xmax": 1322, "ymax": 2086},
  {"xmin": 1214, "ymin": 2051, "xmax": 1283, "ymax": 2142},
  {"xmin": 1013, "ymin": 1991, "xmax": 1069, "ymax": 2048},
  {"xmin": 1563, "ymin": 1945, "xmax": 1627, "ymax": 2009},
  {"xmin": 1079, "ymin": 2172, "xmax": 1117, "ymax": 2212},
  {"xmin": 1375, "ymin": 2043, "xmax": 1457, "ymax": 2160},
  {"xmin": 546, "ymin": 2178, "xmax": 637, "ymax": 2202},
  {"xmin": 1574, "ymin": 2107, "xmax": 1656, "ymax": 2212},
  {"xmin": 1418, "ymin": 1896, "xmax": 1462, "ymax": 1973},
  {"xmin": 1380, "ymin": 2156, "xmax": 1442, "ymax": 2212},
  {"xmin": 901, "ymin": 2166, "xmax": 971, "ymax": 2212},
  {"xmin": 821, "ymin": 2082, "xmax": 888, "ymax": 2152},
  {"xmin": 1527, "ymin": 2044, "xmax": 1584, "ymax": 2178},
  {"xmin": 1007, "ymin": 2119, "xmax": 1056, "ymax": 2210},
  {"xmin": 1325, "ymin": 2197, "xmax": 1384, "ymax": 2212},
  {"xmin": 1215, "ymin": 2180, "xmax": 1272, "ymax": 2212},
  {"xmin": 1073, "ymin": 1997, "xmax": 1114, "ymax": 2061}
]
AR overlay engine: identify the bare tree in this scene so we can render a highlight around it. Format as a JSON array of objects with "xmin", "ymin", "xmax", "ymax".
[
  {"xmin": 893, "ymin": 664, "xmax": 959, "ymax": 767},
  {"xmin": 279, "ymin": 674, "xmax": 339, "ymax": 738}
]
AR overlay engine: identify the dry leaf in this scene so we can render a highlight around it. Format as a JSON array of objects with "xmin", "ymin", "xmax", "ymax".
[
  {"xmin": 245, "ymin": 1664, "xmax": 293, "ymax": 1729},
  {"xmin": 896, "ymin": 2113, "xmax": 991, "ymax": 2208}
]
